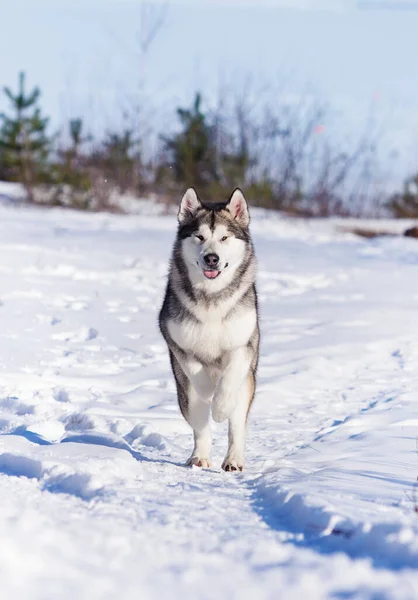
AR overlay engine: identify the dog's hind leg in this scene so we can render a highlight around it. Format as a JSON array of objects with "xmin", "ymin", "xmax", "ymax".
[
  {"xmin": 185, "ymin": 388, "xmax": 212, "ymax": 468},
  {"xmin": 222, "ymin": 371, "xmax": 255, "ymax": 472}
]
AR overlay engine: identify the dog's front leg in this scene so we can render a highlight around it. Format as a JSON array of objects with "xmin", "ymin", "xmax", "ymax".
[
  {"xmin": 211, "ymin": 346, "xmax": 251, "ymax": 424},
  {"xmin": 173, "ymin": 351, "xmax": 215, "ymax": 403},
  {"xmin": 221, "ymin": 371, "xmax": 255, "ymax": 472},
  {"xmin": 170, "ymin": 350, "xmax": 214, "ymax": 467},
  {"xmin": 186, "ymin": 357, "xmax": 216, "ymax": 403}
]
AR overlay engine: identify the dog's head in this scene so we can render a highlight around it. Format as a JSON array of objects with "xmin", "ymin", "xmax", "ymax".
[{"xmin": 175, "ymin": 188, "xmax": 253, "ymax": 292}]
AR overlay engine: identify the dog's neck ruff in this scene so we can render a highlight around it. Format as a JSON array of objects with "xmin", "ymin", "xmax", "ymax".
[{"xmin": 171, "ymin": 254, "xmax": 256, "ymax": 321}]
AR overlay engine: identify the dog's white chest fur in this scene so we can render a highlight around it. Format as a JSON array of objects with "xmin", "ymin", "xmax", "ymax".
[{"xmin": 167, "ymin": 307, "xmax": 256, "ymax": 362}]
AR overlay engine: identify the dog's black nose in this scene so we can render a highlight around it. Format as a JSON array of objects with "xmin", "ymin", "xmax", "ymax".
[{"xmin": 204, "ymin": 253, "xmax": 219, "ymax": 267}]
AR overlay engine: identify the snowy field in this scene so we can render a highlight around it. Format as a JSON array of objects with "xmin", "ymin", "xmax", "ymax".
[{"xmin": 0, "ymin": 200, "xmax": 418, "ymax": 599}]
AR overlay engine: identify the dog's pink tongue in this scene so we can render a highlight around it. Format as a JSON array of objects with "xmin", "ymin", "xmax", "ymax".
[{"xmin": 204, "ymin": 270, "xmax": 219, "ymax": 279}]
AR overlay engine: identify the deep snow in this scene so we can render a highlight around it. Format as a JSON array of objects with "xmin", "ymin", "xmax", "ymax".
[{"xmin": 0, "ymin": 198, "xmax": 417, "ymax": 599}]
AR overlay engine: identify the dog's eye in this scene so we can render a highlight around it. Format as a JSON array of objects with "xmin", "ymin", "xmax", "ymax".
[
  {"xmin": 221, "ymin": 236, "xmax": 229, "ymax": 242},
  {"xmin": 195, "ymin": 234, "xmax": 204, "ymax": 242}
]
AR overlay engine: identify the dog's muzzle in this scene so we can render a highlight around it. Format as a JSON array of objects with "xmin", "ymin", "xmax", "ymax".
[{"xmin": 202, "ymin": 253, "xmax": 221, "ymax": 279}]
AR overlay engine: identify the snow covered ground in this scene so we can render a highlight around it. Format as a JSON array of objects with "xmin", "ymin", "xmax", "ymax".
[{"xmin": 0, "ymin": 201, "xmax": 418, "ymax": 599}]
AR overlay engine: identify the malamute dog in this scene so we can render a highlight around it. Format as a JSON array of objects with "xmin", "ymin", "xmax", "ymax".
[{"xmin": 159, "ymin": 188, "xmax": 259, "ymax": 471}]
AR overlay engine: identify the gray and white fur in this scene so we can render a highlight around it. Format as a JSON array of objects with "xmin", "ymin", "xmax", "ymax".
[{"xmin": 159, "ymin": 188, "xmax": 259, "ymax": 471}]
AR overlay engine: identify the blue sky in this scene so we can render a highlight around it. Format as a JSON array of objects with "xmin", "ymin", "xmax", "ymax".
[{"xmin": 2, "ymin": 0, "xmax": 418, "ymax": 187}]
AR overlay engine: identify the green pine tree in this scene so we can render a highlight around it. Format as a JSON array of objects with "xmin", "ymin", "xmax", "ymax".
[
  {"xmin": 101, "ymin": 130, "xmax": 139, "ymax": 193},
  {"xmin": 0, "ymin": 72, "xmax": 52, "ymax": 201},
  {"xmin": 57, "ymin": 118, "xmax": 91, "ymax": 189},
  {"xmin": 162, "ymin": 93, "xmax": 218, "ymax": 189}
]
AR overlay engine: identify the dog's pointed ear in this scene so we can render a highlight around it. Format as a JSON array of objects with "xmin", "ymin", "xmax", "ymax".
[
  {"xmin": 178, "ymin": 188, "xmax": 202, "ymax": 223},
  {"xmin": 226, "ymin": 188, "xmax": 250, "ymax": 227}
]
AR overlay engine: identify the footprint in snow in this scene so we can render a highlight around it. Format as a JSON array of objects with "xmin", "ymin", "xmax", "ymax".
[
  {"xmin": 52, "ymin": 326, "xmax": 98, "ymax": 343},
  {"xmin": 0, "ymin": 396, "xmax": 34, "ymax": 416},
  {"xmin": 52, "ymin": 388, "xmax": 70, "ymax": 403}
]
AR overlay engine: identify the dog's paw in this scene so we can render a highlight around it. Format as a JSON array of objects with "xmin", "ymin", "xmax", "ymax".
[
  {"xmin": 222, "ymin": 456, "xmax": 244, "ymax": 472},
  {"xmin": 186, "ymin": 456, "xmax": 211, "ymax": 468}
]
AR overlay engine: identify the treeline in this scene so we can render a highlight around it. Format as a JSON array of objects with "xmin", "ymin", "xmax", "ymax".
[{"xmin": 0, "ymin": 72, "xmax": 416, "ymax": 217}]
